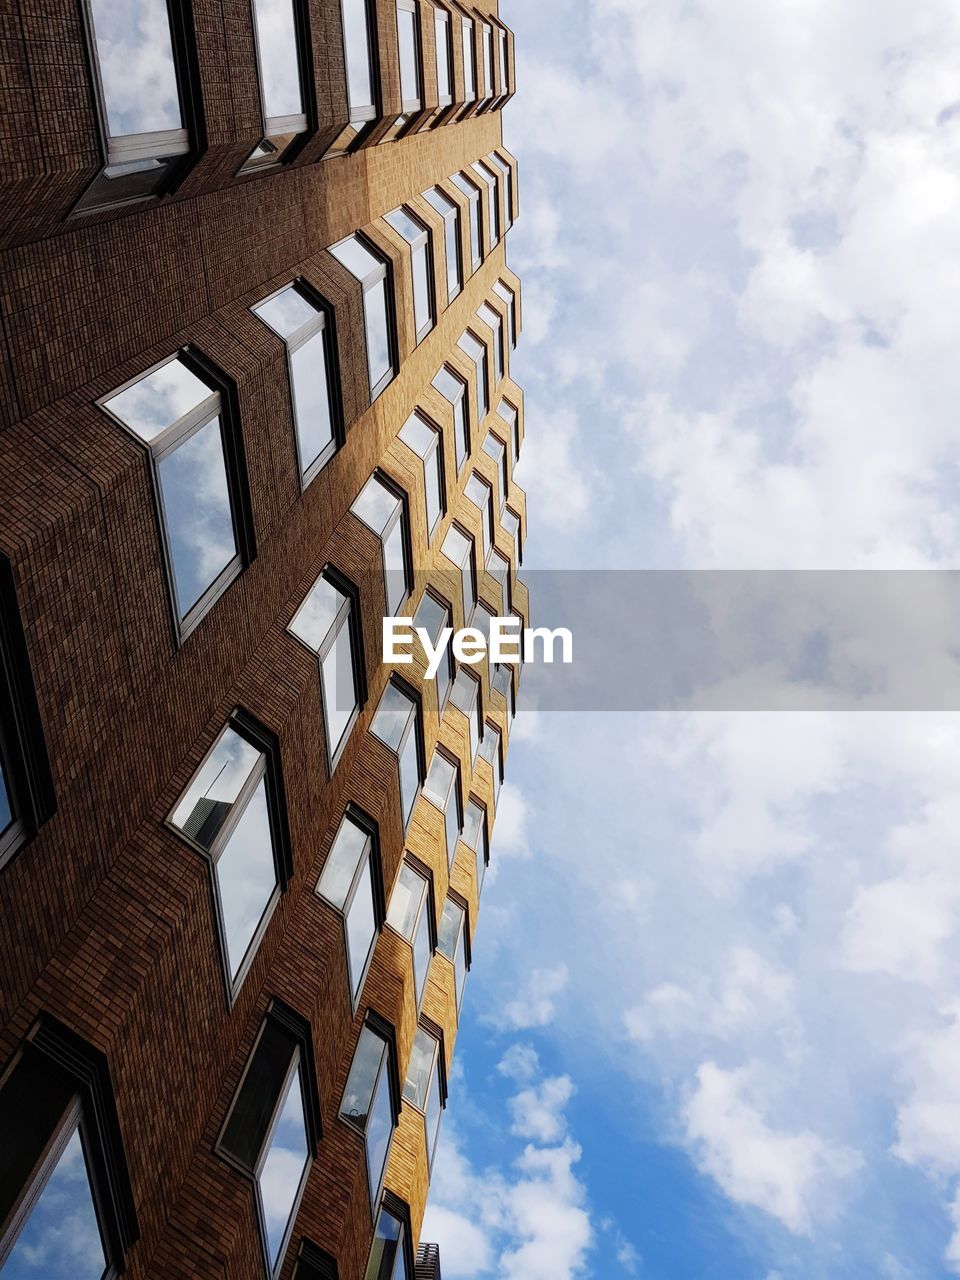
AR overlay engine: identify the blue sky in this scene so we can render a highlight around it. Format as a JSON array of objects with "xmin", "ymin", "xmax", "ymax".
[{"xmin": 423, "ymin": 2, "xmax": 960, "ymax": 1278}]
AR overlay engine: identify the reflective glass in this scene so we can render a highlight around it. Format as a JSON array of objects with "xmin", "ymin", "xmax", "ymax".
[
  {"xmin": 364, "ymin": 278, "xmax": 392, "ymax": 392},
  {"xmin": 435, "ymin": 12, "xmax": 451, "ymax": 102},
  {"xmin": 397, "ymin": 4, "xmax": 420, "ymax": 106},
  {"xmin": 424, "ymin": 1064, "xmax": 442, "ymax": 1167},
  {"xmin": 157, "ymin": 417, "xmax": 237, "ymax": 618},
  {"xmin": 437, "ymin": 897, "xmax": 462, "ymax": 960},
  {"xmin": 252, "ymin": 0, "xmax": 304, "ymax": 119},
  {"xmin": 461, "ymin": 18, "xmax": 475, "ymax": 100},
  {"xmin": 450, "ymin": 174, "xmax": 480, "ymax": 266},
  {"xmin": 399, "ymin": 728, "xmax": 420, "ymax": 825},
  {"xmin": 482, "ymin": 23, "xmax": 493, "ymax": 98},
  {"xmin": 87, "ymin": 0, "xmax": 182, "ymax": 137},
  {"xmin": 0, "ymin": 759, "xmax": 12, "ymax": 836},
  {"xmin": 104, "ymin": 357, "xmax": 211, "ymax": 443},
  {"xmin": 365, "ymin": 1063, "xmax": 393, "ymax": 1199},
  {"xmin": 341, "ymin": 1027, "xmax": 385, "ymax": 1128},
  {"xmin": 353, "ymin": 476, "xmax": 400, "ymax": 534},
  {"xmin": 462, "ymin": 799, "xmax": 484, "ymax": 850},
  {"xmin": 472, "ymin": 165, "xmax": 499, "ymax": 245},
  {"xmin": 321, "ymin": 621, "xmax": 358, "ymax": 758},
  {"xmin": 422, "ymin": 189, "xmax": 459, "ymax": 300},
  {"xmin": 346, "ymin": 856, "xmax": 376, "ymax": 998},
  {"xmin": 386, "ymin": 208, "xmax": 423, "ymax": 242},
  {"xmin": 341, "ymin": 0, "xmax": 374, "ymax": 115},
  {"xmin": 464, "ymin": 475, "xmax": 492, "ymax": 556},
  {"xmin": 412, "ymin": 904, "xmax": 431, "ymax": 1005},
  {"xmin": 216, "ymin": 777, "xmax": 276, "ymax": 977},
  {"xmin": 458, "ymin": 332, "xmax": 487, "ymax": 419},
  {"xmin": 411, "ymin": 243, "xmax": 431, "ymax": 337},
  {"xmin": 1, "ymin": 1123, "xmax": 107, "ymax": 1280},
  {"xmin": 290, "ymin": 331, "xmax": 334, "ymax": 472},
  {"xmin": 423, "ymin": 752, "xmax": 454, "ymax": 811},
  {"xmin": 383, "ymin": 519, "xmax": 409, "ymax": 614},
  {"xmin": 258, "ymin": 1067, "xmax": 309, "ymax": 1268},
  {"xmin": 478, "ymin": 302, "xmax": 503, "ymax": 381},
  {"xmin": 331, "ymin": 235, "xmax": 382, "ymax": 281},
  {"xmin": 386, "ymin": 862, "xmax": 425, "ymax": 938},
  {"xmin": 403, "ymin": 1028, "xmax": 435, "ymax": 1109},
  {"xmin": 290, "ymin": 575, "xmax": 345, "ymax": 650},
  {"xmin": 317, "ymin": 814, "xmax": 369, "ymax": 910},
  {"xmin": 172, "ymin": 726, "xmax": 262, "ymax": 847},
  {"xmin": 371, "ymin": 684, "xmax": 414, "ymax": 752},
  {"xmin": 364, "ymin": 1210, "xmax": 403, "ymax": 1280},
  {"xmin": 254, "ymin": 286, "xmax": 317, "ymax": 340}
]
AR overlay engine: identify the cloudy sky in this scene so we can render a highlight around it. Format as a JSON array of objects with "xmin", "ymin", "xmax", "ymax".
[{"xmin": 423, "ymin": 2, "xmax": 960, "ymax": 1278}]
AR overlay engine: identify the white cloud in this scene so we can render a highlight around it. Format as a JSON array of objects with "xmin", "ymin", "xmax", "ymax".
[
  {"xmin": 420, "ymin": 1205, "xmax": 493, "ymax": 1278},
  {"xmin": 510, "ymin": 1075, "xmax": 576, "ymax": 1143},
  {"xmin": 491, "ymin": 782, "xmax": 534, "ymax": 862},
  {"xmin": 684, "ymin": 1062, "xmax": 862, "ymax": 1234},
  {"xmin": 498, "ymin": 1043, "xmax": 541, "ymax": 1082},
  {"xmin": 842, "ymin": 876, "xmax": 959, "ymax": 983},
  {"xmin": 514, "ymin": 407, "xmax": 597, "ymax": 534},
  {"xmin": 894, "ymin": 1003, "xmax": 960, "ymax": 1174},
  {"xmin": 497, "ymin": 964, "xmax": 570, "ymax": 1031}
]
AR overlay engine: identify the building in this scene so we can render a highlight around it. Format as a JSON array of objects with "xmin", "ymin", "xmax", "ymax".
[{"xmin": 0, "ymin": 0, "xmax": 527, "ymax": 1276}]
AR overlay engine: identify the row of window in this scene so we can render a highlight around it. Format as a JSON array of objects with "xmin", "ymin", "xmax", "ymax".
[{"xmin": 74, "ymin": 0, "xmax": 514, "ymax": 213}]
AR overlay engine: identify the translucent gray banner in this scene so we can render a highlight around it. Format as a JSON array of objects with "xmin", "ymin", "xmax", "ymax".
[{"xmin": 496, "ymin": 570, "xmax": 960, "ymax": 711}]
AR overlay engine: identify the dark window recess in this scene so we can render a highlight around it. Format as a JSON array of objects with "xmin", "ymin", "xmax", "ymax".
[
  {"xmin": 0, "ymin": 1015, "xmax": 138, "ymax": 1274},
  {"xmin": 295, "ymin": 1239, "xmax": 340, "ymax": 1280}
]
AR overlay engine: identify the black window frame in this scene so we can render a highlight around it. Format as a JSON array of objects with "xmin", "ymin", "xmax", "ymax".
[
  {"xmin": 401, "ymin": 1017, "xmax": 447, "ymax": 1176},
  {"xmin": 421, "ymin": 744, "xmax": 463, "ymax": 869},
  {"xmin": 364, "ymin": 1192, "xmax": 416, "ymax": 1280},
  {"xmin": 339, "ymin": 1011, "xmax": 402, "ymax": 1216},
  {"xmin": 0, "ymin": 1014, "xmax": 138, "ymax": 1275},
  {"xmin": 239, "ymin": 0, "xmax": 317, "ymax": 175},
  {"xmin": 369, "ymin": 676, "xmax": 425, "ymax": 834},
  {"xmin": 167, "ymin": 707, "xmax": 293, "ymax": 1007},
  {"xmin": 384, "ymin": 853, "xmax": 437, "ymax": 1013},
  {"xmin": 315, "ymin": 804, "xmax": 387, "ymax": 1011},
  {"xmin": 351, "ymin": 470, "xmax": 415, "ymax": 619}
]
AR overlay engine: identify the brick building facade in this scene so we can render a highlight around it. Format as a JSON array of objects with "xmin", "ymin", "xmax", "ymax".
[{"xmin": 0, "ymin": 1, "xmax": 527, "ymax": 1276}]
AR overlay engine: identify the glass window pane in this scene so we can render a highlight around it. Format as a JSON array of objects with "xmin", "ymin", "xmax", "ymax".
[
  {"xmin": 461, "ymin": 19, "xmax": 475, "ymax": 99},
  {"xmin": 482, "ymin": 23, "xmax": 493, "ymax": 97},
  {"xmin": 317, "ymin": 814, "xmax": 369, "ymax": 910},
  {"xmin": 290, "ymin": 331, "xmax": 334, "ymax": 473},
  {"xmin": 412, "ymin": 243, "xmax": 431, "ymax": 336},
  {"xmin": 451, "ymin": 175, "xmax": 480, "ymax": 265},
  {"xmin": 290, "ymin": 575, "xmax": 345, "ymax": 651},
  {"xmin": 385, "ymin": 208, "xmax": 423, "ymax": 243},
  {"xmin": 104, "ymin": 358, "xmax": 211, "ymax": 443},
  {"xmin": 399, "ymin": 728, "xmax": 420, "ymax": 826},
  {"xmin": 498, "ymin": 27, "xmax": 508, "ymax": 93},
  {"xmin": 387, "ymin": 863, "xmax": 426, "ymax": 939},
  {"xmin": 462, "ymin": 800, "xmax": 483, "ymax": 850},
  {"xmin": 425, "ymin": 447, "xmax": 442, "ymax": 536},
  {"xmin": 365, "ymin": 1066, "xmax": 393, "ymax": 1199},
  {"xmin": 398, "ymin": 412, "xmax": 433, "ymax": 458},
  {"xmin": 454, "ymin": 934, "xmax": 466, "ymax": 1003},
  {"xmin": 371, "ymin": 684, "xmax": 414, "ymax": 752},
  {"xmin": 441, "ymin": 525, "xmax": 469, "ymax": 571},
  {"xmin": 403, "ymin": 1029, "xmax": 435, "ymax": 1110},
  {"xmin": 437, "ymin": 898, "xmax": 462, "ymax": 960},
  {"xmin": 258, "ymin": 1067, "xmax": 309, "ymax": 1268},
  {"xmin": 172, "ymin": 727, "xmax": 262, "ymax": 847},
  {"xmin": 341, "ymin": 0, "xmax": 374, "ymax": 115},
  {"xmin": 383, "ymin": 518, "xmax": 409, "ymax": 615},
  {"xmin": 425, "ymin": 1066, "xmax": 442, "ymax": 1168},
  {"xmin": 444, "ymin": 211, "xmax": 460, "ymax": 299},
  {"xmin": 341, "ymin": 1027, "xmax": 386, "ymax": 1129},
  {"xmin": 397, "ymin": 4, "xmax": 419, "ymax": 106},
  {"xmin": 412, "ymin": 905, "xmax": 431, "ymax": 1006},
  {"xmin": 353, "ymin": 476, "xmax": 400, "ymax": 535},
  {"xmin": 331, "ymin": 236, "xmax": 382, "ymax": 281},
  {"xmin": 346, "ymin": 855, "xmax": 376, "ymax": 999},
  {"xmin": 364, "ymin": 278, "xmax": 392, "ymax": 393},
  {"xmin": 435, "ymin": 12, "xmax": 451, "ymax": 101},
  {"xmin": 252, "ymin": 0, "xmax": 304, "ymax": 120},
  {"xmin": 423, "ymin": 753, "xmax": 454, "ymax": 810},
  {"xmin": 2, "ymin": 1122, "xmax": 108, "ymax": 1280},
  {"xmin": 221, "ymin": 1020, "xmax": 298, "ymax": 1170},
  {"xmin": 215, "ymin": 777, "xmax": 277, "ymax": 978},
  {"xmin": 321, "ymin": 619, "xmax": 358, "ymax": 759},
  {"xmin": 413, "ymin": 593, "xmax": 446, "ymax": 644},
  {"xmin": 254, "ymin": 286, "xmax": 317, "ymax": 339},
  {"xmin": 157, "ymin": 417, "xmax": 238, "ymax": 619},
  {"xmin": 365, "ymin": 1209, "xmax": 404, "ymax": 1280},
  {"xmin": 0, "ymin": 758, "xmax": 12, "ymax": 838},
  {"xmin": 87, "ymin": 0, "xmax": 183, "ymax": 138}
]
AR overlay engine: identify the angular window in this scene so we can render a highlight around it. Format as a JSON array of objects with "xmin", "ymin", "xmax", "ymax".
[
  {"xmin": 341, "ymin": 0, "xmax": 378, "ymax": 126},
  {"xmin": 364, "ymin": 1204, "xmax": 412, "ymax": 1280},
  {"xmin": 0, "ymin": 560, "xmax": 54, "ymax": 872},
  {"xmin": 241, "ymin": 0, "xmax": 309, "ymax": 171},
  {"xmin": 502, "ymin": 507, "xmax": 522, "ymax": 565},
  {"xmin": 403, "ymin": 1028, "xmax": 444, "ymax": 1173},
  {"xmin": 386, "ymin": 861, "xmax": 433, "ymax": 1009},
  {"xmin": 489, "ymin": 159, "xmax": 515, "ymax": 233},
  {"xmin": 0, "ymin": 1018, "xmax": 137, "ymax": 1278},
  {"xmin": 413, "ymin": 592, "xmax": 454, "ymax": 712},
  {"xmin": 289, "ymin": 569, "xmax": 363, "ymax": 770},
  {"xmin": 497, "ymin": 25, "xmax": 509, "ymax": 100},
  {"xmin": 396, "ymin": 0, "xmax": 422, "ymax": 112},
  {"xmin": 370, "ymin": 683, "xmax": 423, "ymax": 828},
  {"xmin": 330, "ymin": 236, "xmax": 394, "ymax": 399},
  {"xmin": 385, "ymin": 208, "xmax": 434, "ymax": 342},
  {"xmin": 316, "ymin": 808, "xmax": 381, "ymax": 1005},
  {"xmin": 340, "ymin": 1023, "xmax": 398, "ymax": 1209},
  {"xmin": 422, "ymin": 188, "xmax": 462, "ymax": 303},
  {"xmin": 471, "ymin": 162, "xmax": 501, "ymax": 248},
  {"xmin": 461, "ymin": 797, "xmax": 488, "ymax": 893},
  {"xmin": 487, "ymin": 547, "xmax": 510, "ymax": 614},
  {"xmin": 449, "ymin": 668, "xmax": 482, "ymax": 765},
  {"xmin": 437, "ymin": 898, "xmax": 468, "ymax": 1008},
  {"xmin": 352, "ymin": 474, "xmax": 412, "ymax": 616},
  {"xmin": 398, "ymin": 412, "xmax": 444, "ymax": 541},
  {"xmin": 457, "ymin": 330, "xmax": 488, "ymax": 421},
  {"xmin": 218, "ymin": 1004, "xmax": 317, "ymax": 1276},
  {"xmin": 170, "ymin": 713, "xmax": 290, "ymax": 996},
  {"xmin": 469, "ymin": 599, "xmax": 497, "ymax": 653},
  {"xmin": 450, "ymin": 173, "xmax": 482, "ymax": 270},
  {"xmin": 460, "ymin": 16, "xmax": 476, "ymax": 103},
  {"xmin": 478, "ymin": 723, "xmax": 502, "ymax": 806},
  {"xmin": 102, "ymin": 352, "xmax": 252, "ymax": 640},
  {"xmin": 422, "ymin": 750, "xmax": 461, "ymax": 868},
  {"xmin": 477, "ymin": 302, "xmax": 505, "ymax": 384},
  {"xmin": 294, "ymin": 1241, "xmax": 340, "ymax": 1280},
  {"xmin": 432, "ymin": 365, "xmax": 469, "ymax": 470},
  {"xmin": 253, "ymin": 283, "xmax": 340, "ymax": 485},
  {"xmin": 481, "ymin": 22, "xmax": 494, "ymax": 102},
  {"xmin": 482, "ymin": 430, "xmax": 508, "ymax": 512},
  {"xmin": 464, "ymin": 473, "xmax": 493, "ymax": 559},
  {"xmin": 493, "ymin": 662, "xmax": 513, "ymax": 700},
  {"xmin": 440, "ymin": 525, "xmax": 476, "ymax": 625},
  {"xmin": 496, "ymin": 396, "xmax": 520, "ymax": 457},
  {"xmin": 434, "ymin": 8, "xmax": 453, "ymax": 106},
  {"xmin": 76, "ymin": 0, "xmax": 190, "ymax": 211}
]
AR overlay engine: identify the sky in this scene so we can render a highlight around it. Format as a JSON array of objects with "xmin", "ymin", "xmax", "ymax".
[{"xmin": 422, "ymin": 2, "xmax": 960, "ymax": 1278}]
